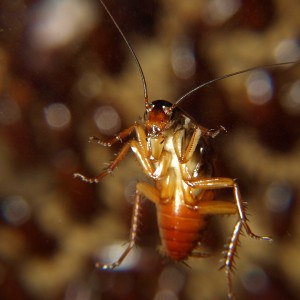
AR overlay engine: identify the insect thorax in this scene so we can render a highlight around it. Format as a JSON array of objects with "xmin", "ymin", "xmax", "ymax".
[{"xmin": 144, "ymin": 102, "xmax": 214, "ymax": 205}]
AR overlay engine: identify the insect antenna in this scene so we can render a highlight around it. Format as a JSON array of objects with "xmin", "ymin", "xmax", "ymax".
[
  {"xmin": 171, "ymin": 61, "xmax": 297, "ymax": 111},
  {"xmin": 99, "ymin": 0, "xmax": 150, "ymax": 109}
]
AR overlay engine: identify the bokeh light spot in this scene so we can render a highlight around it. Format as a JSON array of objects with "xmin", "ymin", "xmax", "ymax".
[
  {"xmin": 2, "ymin": 195, "xmax": 31, "ymax": 226},
  {"xmin": 280, "ymin": 80, "xmax": 300, "ymax": 115},
  {"xmin": 265, "ymin": 181, "xmax": 293, "ymax": 213},
  {"xmin": 44, "ymin": 103, "xmax": 71, "ymax": 130},
  {"xmin": 274, "ymin": 38, "xmax": 300, "ymax": 63},
  {"xmin": 201, "ymin": 0, "xmax": 241, "ymax": 25},
  {"xmin": 241, "ymin": 266, "xmax": 269, "ymax": 294},
  {"xmin": 245, "ymin": 70, "xmax": 273, "ymax": 105},
  {"xmin": 171, "ymin": 38, "xmax": 196, "ymax": 80},
  {"xmin": 94, "ymin": 105, "xmax": 121, "ymax": 135}
]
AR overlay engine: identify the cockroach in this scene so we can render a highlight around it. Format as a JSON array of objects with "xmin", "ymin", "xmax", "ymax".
[{"xmin": 74, "ymin": 0, "xmax": 295, "ymax": 298}]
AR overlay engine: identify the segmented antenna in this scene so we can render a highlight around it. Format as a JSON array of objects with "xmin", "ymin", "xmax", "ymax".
[
  {"xmin": 99, "ymin": 0, "xmax": 150, "ymax": 108},
  {"xmin": 172, "ymin": 61, "xmax": 296, "ymax": 110},
  {"xmin": 99, "ymin": 1, "xmax": 296, "ymax": 115}
]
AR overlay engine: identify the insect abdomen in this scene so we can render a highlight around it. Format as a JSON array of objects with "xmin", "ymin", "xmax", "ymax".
[{"xmin": 157, "ymin": 202, "xmax": 207, "ymax": 261}]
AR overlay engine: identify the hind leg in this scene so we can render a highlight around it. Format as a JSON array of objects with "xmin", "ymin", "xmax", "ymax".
[{"xmin": 96, "ymin": 189, "xmax": 143, "ymax": 269}]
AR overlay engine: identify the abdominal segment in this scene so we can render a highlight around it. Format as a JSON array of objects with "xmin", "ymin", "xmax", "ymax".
[{"xmin": 157, "ymin": 201, "xmax": 207, "ymax": 261}]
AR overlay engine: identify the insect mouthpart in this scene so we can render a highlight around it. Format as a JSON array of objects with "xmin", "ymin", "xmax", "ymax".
[{"xmin": 144, "ymin": 100, "xmax": 174, "ymax": 137}]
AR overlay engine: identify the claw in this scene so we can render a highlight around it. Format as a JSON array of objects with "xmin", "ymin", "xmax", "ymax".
[{"xmin": 73, "ymin": 173, "xmax": 99, "ymax": 183}]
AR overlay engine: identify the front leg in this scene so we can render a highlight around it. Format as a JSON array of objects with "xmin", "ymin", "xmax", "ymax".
[
  {"xmin": 74, "ymin": 124, "xmax": 151, "ymax": 183},
  {"xmin": 130, "ymin": 141, "xmax": 171, "ymax": 179},
  {"xmin": 74, "ymin": 143, "xmax": 131, "ymax": 183},
  {"xmin": 90, "ymin": 123, "xmax": 150, "ymax": 153},
  {"xmin": 74, "ymin": 137, "xmax": 168, "ymax": 183},
  {"xmin": 89, "ymin": 124, "xmax": 136, "ymax": 147},
  {"xmin": 173, "ymin": 125, "xmax": 226, "ymax": 164},
  {"xmin": 205, "ymin": 125, "xmax": 226, "ymax": 138},
  {"xmin": 173, "ymin": 127, "xmax": 201, "ymax": 163}
]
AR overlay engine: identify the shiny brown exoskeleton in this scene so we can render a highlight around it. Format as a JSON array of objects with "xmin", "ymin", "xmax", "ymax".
[{"xmin": 74, "ymin": 1, "xmax": 295, "ymax": 298}]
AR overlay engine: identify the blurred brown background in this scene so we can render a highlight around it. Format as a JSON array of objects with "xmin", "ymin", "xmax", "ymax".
[{"xmin": 0, "ymin": 0, "xmax": 299, "ymax": 299}]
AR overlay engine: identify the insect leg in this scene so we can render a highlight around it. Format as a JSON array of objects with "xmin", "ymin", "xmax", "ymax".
[
  {"xmin": 222, "ymin": 219, "xmax": 243, "ymax": 300},
  {"xmin": 206, "ymin": 125, "xmax": 226, "ymax": 138},
  {"xmin": 136, "ymin": 182, "xmax": 160, "ymax": 204},
  {"xmin": 89, "ymin": 124, "xmax": 136, "ymax": 147},
  {"xmin": 89, "ymin": 122, "xmax": 149, "ymax": 149},
  {"xmin": 185, "ymin": 177, "xmax": 272, "ymax": 241},
  {"xmin": 195, "ymin": 200, "xmax": 237, "ymax": 215},
  {"xmin": 232, "ymin": 182, "xmax": 271, "ymax": 241},
  {"xmin": 130, "ymin": 139, "xmax": 155, "ymax": 176},
  {"xmin": 173, "ymin": 127, "xmax": 201, "ymax": 163},
  {"xmin": 173, "ymin": 125, "xmax": 226, "ymax": 164},
  {"xmin": 74, "ymin": 123, "xmax": 151, "ymax": 183},
  {"xmin": 74, "ymin": 136, "xmax": 161, "ymax": 184},
  {"xmin": 96, "ymin": 189, "xmax": 143, "ymax": 270},
  {"xmin": 188, "ymin": 177, "xmax": 272, "ymax": 293},
  {"xmin": 131, "ymin": 140, "xmax": 172, "ymax": 179},
  {"xmin": 159, "ymin": 169, "xmax": 176, "ymax": 202},
  {"xmin": 190, "ymin": 198, "xmax": 241, "ymax": 299},
  {"xmin": 74, "ymin": 142, "xmax": 131, "ymax": 183}
]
